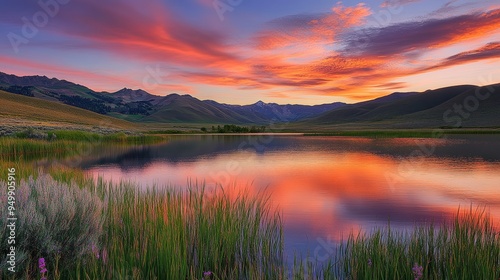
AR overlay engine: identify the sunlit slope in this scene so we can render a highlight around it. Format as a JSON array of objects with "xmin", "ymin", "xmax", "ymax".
[{"xmin": 0, "ymin": 90, "xmax": 137, "ymax": 129}]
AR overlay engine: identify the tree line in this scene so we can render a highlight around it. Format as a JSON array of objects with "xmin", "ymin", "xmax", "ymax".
[{"xmin": 201, "ymin": 125, "xmax": 266, "ymax": 133}]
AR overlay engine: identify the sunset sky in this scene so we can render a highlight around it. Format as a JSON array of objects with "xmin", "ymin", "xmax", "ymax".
[{"xmin": 1, "ymin": 0, "xmax": 499, "ymax": 105}]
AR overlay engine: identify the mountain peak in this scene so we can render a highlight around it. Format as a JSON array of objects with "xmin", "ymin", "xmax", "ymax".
[
  {"xmin": 116, "ymin": 87, "xmax": 143, "ymax": 93},
  {"xmin": 113, "ymin": 88, "xmax": 159, "ymax": 102}
]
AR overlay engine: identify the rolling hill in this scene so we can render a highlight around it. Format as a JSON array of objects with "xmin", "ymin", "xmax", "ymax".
[
  {"xmin": 0, "ymin": 90, "xmax": 137, "ymax": 130},
  {"xmin": 306, "ymin": 84, "xmax": 500, "ymax": 128},
  {"xmin": 143, "ymin": 94, "xmax": 266, "ymax": 123}
]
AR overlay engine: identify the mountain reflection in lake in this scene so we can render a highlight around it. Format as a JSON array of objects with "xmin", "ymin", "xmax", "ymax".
[{"xmin": 80, "ymin": 135, "xmax": 500, "ymax": 259}]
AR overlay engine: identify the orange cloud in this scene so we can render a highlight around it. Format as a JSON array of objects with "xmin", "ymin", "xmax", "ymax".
[
  {"xmin": 183, "ymin": 7, "xmax": 499, "ymax": 100},
  {"xmin": 255, "ymin": 3, "xmax": 371, "ymax": 50}
]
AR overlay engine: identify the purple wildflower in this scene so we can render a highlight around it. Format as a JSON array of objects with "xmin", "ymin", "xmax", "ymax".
[
  {"xmin": 412, "ymin": 263, "xmax": 423, "ymax": 280},
  {"xmin": 91, "ymin": 244, "xmax": 100, "ymax": 259},
  {"xmin": 39, "ymin": 257, "xmax": 48, "ymax": 280},
  {"xmin": 203, "ymin": 271, "xmax": 213, "ymax": 278},
  {"xmin": 368, "ymin": 258, "xmax": 372, "ymax": 267}
]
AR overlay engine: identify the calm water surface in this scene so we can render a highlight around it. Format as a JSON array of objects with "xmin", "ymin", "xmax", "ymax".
[{"xmin": 80, "ymin": 135, "xmax": 500, "ymax": 260}]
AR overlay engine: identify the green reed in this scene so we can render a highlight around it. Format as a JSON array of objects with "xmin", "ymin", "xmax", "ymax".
[
  {"xmin": 329, "ymin": 206, "xmax": 499, "ymax": 280},
  {"xmin": 0, "ymin": 173, "xmax": 284, "ymax": 280},
  {"xmin": 0, "ymin": 132, "xmax": 165, "ymax": 162},
  {"xmin": 51, "ymin": 130, "xmax": 164, "ymax": 144}
]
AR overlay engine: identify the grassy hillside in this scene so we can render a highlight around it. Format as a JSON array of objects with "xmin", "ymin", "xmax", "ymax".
[
  {"xmin": 307, "ymin": 85, "xmax": 500, "ymax": 128},
  {"xmin": 395, "ymin": 84, "xmax": 500, "ymax": 127},
  {"xmin": 360, "ymin": 85, "xmax": 476, "ymax": 121},
  {"xmin": 0, "ymin": 90, "xmax": 137, "ymax": 130}
]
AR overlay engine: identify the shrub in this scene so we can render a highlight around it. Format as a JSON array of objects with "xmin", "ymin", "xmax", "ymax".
[
  {"xmin": 0, "ymin": 174, "xmax": 105, "ymax": 276},
  {"xmin": 15, "ymin": 128, "xmax": 49, "ymax": 140}
]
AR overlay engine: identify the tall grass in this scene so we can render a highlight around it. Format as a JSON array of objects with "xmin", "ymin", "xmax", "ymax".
[
  {"xmin": 93, "ymin": 182, "xmax": 284, "ymax": 280},
  {"xmin": 0, "ymin": 132, "xmax": 165, "ymax": 161},
  {"xmin": 51, "ymin": 130, "xmax": 165, "ymax": 144},
  {"xmin": 0, "ymin": 174, "xmax": 284, "ymax": 280},
  {"xmin": 333, "ymin": 206, "xmax": 500, "ymax": 280},
  {"xmin": 0, "ymin": 138, "xmax": 80, "ymax": 161}
]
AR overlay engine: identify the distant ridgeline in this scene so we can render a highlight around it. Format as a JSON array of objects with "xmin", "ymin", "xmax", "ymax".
[{"xmin": 0, "ymin": 84, "xmax": 153, "ymax": 116}]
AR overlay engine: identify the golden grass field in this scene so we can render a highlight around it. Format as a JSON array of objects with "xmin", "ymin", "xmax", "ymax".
[{"xmin": 0, "ymin": 90, "xmax": 137, "ymax": 130}]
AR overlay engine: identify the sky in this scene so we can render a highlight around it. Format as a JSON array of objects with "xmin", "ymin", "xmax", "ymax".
[{"xmin": 1, "ymin": 0, "xmax": 499, "ymax": 105}]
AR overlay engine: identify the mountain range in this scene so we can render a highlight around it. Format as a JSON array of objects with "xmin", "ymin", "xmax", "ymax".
[
  {"xmin": 0, "ymin": 71, "xmax": 499, "ymax": 128},
  {"xmin": 0, "ymin": 72, "xmax": 344, "ymax": 124}
]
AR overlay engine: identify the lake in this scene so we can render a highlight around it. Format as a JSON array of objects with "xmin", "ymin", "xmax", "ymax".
[{"xmin": 79, "ymin": 134, "xmax": 500, "ymax": 262}]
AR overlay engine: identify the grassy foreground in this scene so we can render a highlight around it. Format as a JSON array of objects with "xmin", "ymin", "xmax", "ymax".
[
  {"xmin": 0, "ymin": 166, "xmax": 498, "ymax": 279},
  {"xmin": 0, "ymin": 171, "xmax": 283, "ymax": 279},
  {"xmin": 341, "ymin": 207, "xmax": 499, "ymax": 279}
]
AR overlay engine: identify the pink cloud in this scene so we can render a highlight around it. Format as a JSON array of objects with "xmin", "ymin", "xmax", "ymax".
[{"xmin": 254, "ymin": 3, "xmax": 371, "ymax": 50}]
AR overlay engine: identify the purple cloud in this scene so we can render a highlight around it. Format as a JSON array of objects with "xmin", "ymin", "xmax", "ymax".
[
  {"xmin": 380, "ymin": 0, "xmax": 421, "ymax": 8},
  {"xmin": 424, "ymin": 42, "xmax": 500, "ymax": 72},
  {"xmin": 342, "ymin": 9, "xmax": 500, "ymax": 57}
]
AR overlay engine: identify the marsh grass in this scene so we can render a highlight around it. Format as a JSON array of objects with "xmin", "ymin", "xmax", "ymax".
[
  {"xmin": 92, "ymin": 182, "xmax": 284, "ymax": 280},
  {"xmin": 0, "ymin": 131, "xmax": 165, "ymax": 161},
  {"xmin": 0, "ymin": 138, "xmax": 79, "ymax": 161},
  {"xmin": 51, "ymin": 130, "xmax": 164, "ymax": 144},
  {"xmin": 0, "ymin": 174, "xmax": 284, "ymax": 280},
  {"xmin": 331, "ymin": 206, "xmax": 500, "ymax": 280}
]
